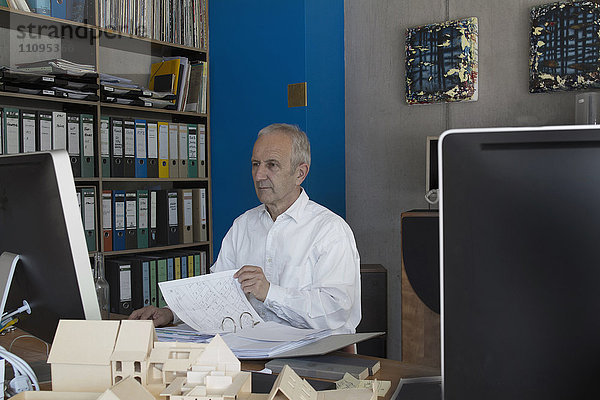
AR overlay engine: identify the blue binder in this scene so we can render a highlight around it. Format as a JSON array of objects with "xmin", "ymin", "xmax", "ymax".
[
  {"xmin": 134, "ymin": 119, "xmax": 147, "ymax": 178},
  {"xmin": 50, "ymin": 0, "xmax": 66, "ymax": 19}
]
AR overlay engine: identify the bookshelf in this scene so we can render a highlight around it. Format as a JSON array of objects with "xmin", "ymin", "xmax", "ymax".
[{"xmin": 0, "ymin": 0, "xmax": 212, "ymax": 313}]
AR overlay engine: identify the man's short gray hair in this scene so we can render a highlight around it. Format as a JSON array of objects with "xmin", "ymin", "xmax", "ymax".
[{"xmin": 257, "ymin": 123, "xmax": 311, "ymax": 170}]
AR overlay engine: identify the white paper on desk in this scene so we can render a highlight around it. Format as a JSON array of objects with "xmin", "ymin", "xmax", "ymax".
[
  {"xmin": 233, "ymin": 321, "xmax": 329, "ymax": 342},
  {"xmin": 159, "ymin": 270, "xmax": 264, "ymax": 334}
]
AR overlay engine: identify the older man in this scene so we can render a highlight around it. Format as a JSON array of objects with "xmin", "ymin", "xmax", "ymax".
[{"xmin": 130, "ymin": 123, "xmax": 361, "ymax": 333}]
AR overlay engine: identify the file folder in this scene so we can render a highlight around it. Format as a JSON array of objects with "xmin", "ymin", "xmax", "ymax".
[
  {"xmin": 80, "ymin": 113, "xmax": 95, "ymax": 177},
  {"xmin": 37, "ymin": 110, "xmax": 52, "ymax": 151},
  {"xmin": 20, "ymin": 109, "xmax": 37, "ymax": 153},
  {"xmin": 110, "ymin": 117, "xmax": 124, "ymax": 177},
  {"xmin": 105, "ymin": 258, "xmax": 132, "ymax": 315},
  {"xmin": 192, "ymin": 188, "xmax": 208, "ymax": 242},
  {"xmin": 102, "ymin": 190, "xmax": 112, "ymax": 252},
  {"xmin": 137, "ymin": 189, "xmax": 149, "ymax": 249},
  {"xmin": 158, "ymin": 121, "xmax": 169, "ymax": 178},
  {"xmin": 167, "ymin": 256, "xmax": 174, "ymax": 280},
  {"xmin": 178, "ymin": 189, "xmax": 193, "ymax": 244},
  {"xmin": 155, "ymin": 190, "xmax": 169, "ymax": 247},
  {"xmin": 187, "ymin": 254, "xmax": 194, "ymax": 277},
  {"xmin": 81, "ymin": 187, "xmax": 96, "ymax": 252},
  {"xmin": 178, "ymin": 123, "xmax": 188, "ymax": 178},
  {"xmin": 5, "ymin": 108, "xmax": 20, "ymax": 154},
  {"xmin": 149, "ymin": 190, "xmax": 158, "ymax": 247},
  {"xmin": 141, "ymin": 258, "xmax": 152, "ymax": 307},
  {"xmin": 100, "ymin": 116, "xmax": 111, "ymax": 177},
  {"xmin": 187, "ymin": 123, "xmax": 198, "ymax": 178},
  {"xmin": 137, "ymin": 256, "xmax": 159, "ymax": 307},
  {"xmin": 156, "ymin": 257, "xmax": 168, "ymax": 307},
  {"xmin": 168, "ymin": 122, "xmax": 179, "ymax": 178},
  {"xmin": 116, "ymin": 257, "xmax": 145, "ymax": 311},
  {"xmin": 134, "ymin": 119, "xmax": 147, "ymax": 178},
  {"xmin": 167, "ymin": 190, "xmax": 179, "ymax": 245},
  {"xmin": 125, "ymin": 190, "xmax": 138, "ymax": 250},
  {"xmin": 112, "ymin": 190, "xmax": 126, "ymax": 251},
  {"xmin": 50, "ymin": 0, "xmax": 67, "ymax": 19},
  {"xmin": 51, "ymin": 111, "xmax": 67, "ymax": 151},
  {"xmin": 174, "ymin": 255, "xmax": 181, "ymax": 279},
  {"xmin": 67, "ymin": 113, "xmax": 81, "ymax": 177},
  {"xmin": 146, "ymin": 121, "xmax": 159, "ymax": 177},
  {"xmin": 123, "ymin": 119, "xmax": 136, "ymax": 178},
  {"xmin": 198, "ymin": 123, "xmax": 206, "ymax": 178}
]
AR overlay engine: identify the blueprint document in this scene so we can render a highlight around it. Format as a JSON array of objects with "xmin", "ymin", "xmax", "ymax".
[{"xmin": 159, "ymin": 270, "xmax": 264, "ymax": 334}]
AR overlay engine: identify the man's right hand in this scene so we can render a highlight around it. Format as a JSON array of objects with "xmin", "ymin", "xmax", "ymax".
[{"xmin": 128, "ymin": 305, "xmax": 174, "ymax": 327}]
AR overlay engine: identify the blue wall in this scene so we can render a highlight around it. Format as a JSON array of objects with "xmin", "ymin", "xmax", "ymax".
[{"xmin": 209, "ymin": 0, "xmax": 345, "ymax": 259}]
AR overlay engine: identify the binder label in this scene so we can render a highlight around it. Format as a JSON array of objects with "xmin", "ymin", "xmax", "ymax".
[
  {"xmin": 147, "ymin": 123, "xmax": 158, "ymax": 158},
  {"xmin": 119, "ymin": 265, "xmax": 132, "ymax": 301},
  {"xmin": 184, "ymin": 197, "xmax": 193, "ymax": 226},
  {"xmin": 83, "ymin": 120, "xmax": 94, "ymax": 157},
  {"xmin": 84, "ymin": 196, "xmax": 95, "ymax": 230},
  {"xmin": 124, "ymin": 125, "xmax": 135, "ymax": 157},
  {"xmin": 115, "ymin": 201, "xmax": 125, "ymax": 230},
  {"xmin": 136, "ymin": 124, "xmax": 147, "ymax": 158},
  {"xmin": 189, "ymin": 133, "xmax": 197, "ymax": 158},
  {"xmin": 102, "ymin": 196, "xmax": 112, "ymax": 230},
  {"xmin": 113, "ymin": 126, "xmax": 123, "ymax": 156},
  {"xmin": 168, "ymin": 195, "xmax": 178, "ymax": 227},
  {"xmin": 126, "ymin": 198, "xmax": 137, "ymax": 229},
  {"xmin": 139, "ymin": 197, "xmax": 148, "ymax": 229},
  {"xmin": 100, "ymin": 119, "xmax": 110, "ymax": 156}
]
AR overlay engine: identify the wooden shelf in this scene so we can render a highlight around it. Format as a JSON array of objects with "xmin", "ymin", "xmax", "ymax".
[
  {"xmin": 0, "ymin": 91, "xmax": 98, "ymax": 106},
  {"xmin": 0, "ymin": 5, "xmax": 95, "ymax": 28},
  {"xmin": 0, "ymin": 1, "xmax": 213, "ymax": 270},
  {"xmin": 99, "ymin": 102, "xmax": 207, "ymax": 117},
  {"xmin": 105, "ymin": 242, "xmax": 210, "ymax": 256}
]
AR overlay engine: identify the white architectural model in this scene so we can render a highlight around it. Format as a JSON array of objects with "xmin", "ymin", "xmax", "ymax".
[{"xmin": 38, "ymin": 320, "xmax": 378, "ymax": 400}]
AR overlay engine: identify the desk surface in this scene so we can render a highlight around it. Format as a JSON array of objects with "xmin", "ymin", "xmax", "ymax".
[{"xmin": 0, "ymin": 327, "xmax": 440, "ymax": 400}]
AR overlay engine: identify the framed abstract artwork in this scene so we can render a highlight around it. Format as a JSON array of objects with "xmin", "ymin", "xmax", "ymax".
[
  {"xmin": 405, "ymin": 17, "xmax": 478, "ymax": 105},
  {"xmin": 530, "ymin": 2, "xmax": 600, "ymax": 93}
]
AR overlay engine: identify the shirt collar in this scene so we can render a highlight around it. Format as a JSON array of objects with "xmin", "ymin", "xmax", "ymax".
[{"xmin": 260, "ymin": 188, "xmax": 309, "ymax": 223}]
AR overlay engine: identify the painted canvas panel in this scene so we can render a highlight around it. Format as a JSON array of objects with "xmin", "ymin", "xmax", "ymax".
[
  {"xmin": 530, "ymin": 2, "xmax": 600, "ymax": 93},
  {"xmin": 405, "ymin": 17, "xmax": 478, "ymax": 105}
]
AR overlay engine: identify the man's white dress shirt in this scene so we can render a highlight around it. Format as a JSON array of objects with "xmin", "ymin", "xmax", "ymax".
[{"xmin": 211, "ymin": 189, "xmax": 361, "ymax": 333}]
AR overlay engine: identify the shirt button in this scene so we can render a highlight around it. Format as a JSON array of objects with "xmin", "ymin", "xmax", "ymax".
[{"xmin": 267, "ymin": 257, "xmax": 272, "ymax": 263}]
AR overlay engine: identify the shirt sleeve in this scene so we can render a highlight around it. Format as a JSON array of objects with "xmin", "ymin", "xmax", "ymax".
[
  {"xmin": 210, "ymin": 221, "xmax": 239, "ymax": 273},
  {"xmin": 263, "ymin": 221, "xmax": 361, "ymax": 332}
]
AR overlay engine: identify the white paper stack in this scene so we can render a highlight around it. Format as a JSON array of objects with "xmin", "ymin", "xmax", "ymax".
[{"xmin": 221, "ymin": 321, "xmax": 332, "ymax": 359}]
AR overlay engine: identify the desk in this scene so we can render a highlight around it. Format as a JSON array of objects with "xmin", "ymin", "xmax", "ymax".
[{"xmin": 0, "ymin": 327, "xmax": 440, "ymax": 400}]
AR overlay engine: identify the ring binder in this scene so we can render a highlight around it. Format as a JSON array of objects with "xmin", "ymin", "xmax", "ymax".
[{"xmin": 221, "ymin": 312, "xmax": 259, "ymax": 333}]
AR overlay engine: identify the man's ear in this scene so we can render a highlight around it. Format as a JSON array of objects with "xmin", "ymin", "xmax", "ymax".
[{"xmin": 295, "ymin": 163, "xmax": 309, "ymax": 185}]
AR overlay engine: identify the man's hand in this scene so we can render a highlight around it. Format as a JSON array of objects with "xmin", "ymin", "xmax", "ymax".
[
  {"xmin": 128, "ymin": 305, "xmax": 174, "ymax": 327},
  {"xmin": 234, "ymin": 265, "xmax": 270, "ymax": 302}
]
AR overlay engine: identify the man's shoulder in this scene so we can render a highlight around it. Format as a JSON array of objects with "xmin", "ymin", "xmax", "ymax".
[
  {"xmin": 232, "ymin": 203, "xmax": 264, "ymax": 224},
  {"xmin": 304, "ymin": 200, "xmax": 351, "ymax": 230}
]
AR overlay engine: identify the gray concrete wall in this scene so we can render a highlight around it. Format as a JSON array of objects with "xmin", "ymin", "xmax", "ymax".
[{"xmin": 345, "ymin": 0, "xmax": 576, "ymax": 361}]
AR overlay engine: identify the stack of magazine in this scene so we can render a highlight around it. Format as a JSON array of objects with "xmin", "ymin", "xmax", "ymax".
[
  {"xmin": 101, "ymin": 73, "xmax": 177, "ymax": 110},
  {"xmin": 1, "ymin": 59, "xmax": 99, "ymax": 100}
]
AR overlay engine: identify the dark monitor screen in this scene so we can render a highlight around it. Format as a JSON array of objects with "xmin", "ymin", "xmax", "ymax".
[
  {"xmin": 439, "ymin": 126, "xmax": 600, "ymax": 400},
  {"xmin": 0, "ymin": 151, "xmax": 100, "ymax": 343}
]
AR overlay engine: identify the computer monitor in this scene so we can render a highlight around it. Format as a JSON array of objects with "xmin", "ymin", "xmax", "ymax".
[
  {"xmin": 439, "ymin": 126, "xmax": 600, "ymax": 400},
  {"xmin": 0, "ymin": 151, "xmax": 101, "ymax": 343}
]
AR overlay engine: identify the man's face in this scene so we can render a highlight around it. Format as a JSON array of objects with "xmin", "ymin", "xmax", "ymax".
[{"xmin": 251, "ymin": 132, "xmax": 301, "ymax": 213}]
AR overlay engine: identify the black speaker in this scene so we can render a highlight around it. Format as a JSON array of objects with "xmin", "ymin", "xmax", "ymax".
[
  {"xmin": 357, "ymin": 264, "xmax": 387, "ymax": 358},
  {"xmin": 401, "ymin": 211, "xmax": 439, "ymax": 314}
]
